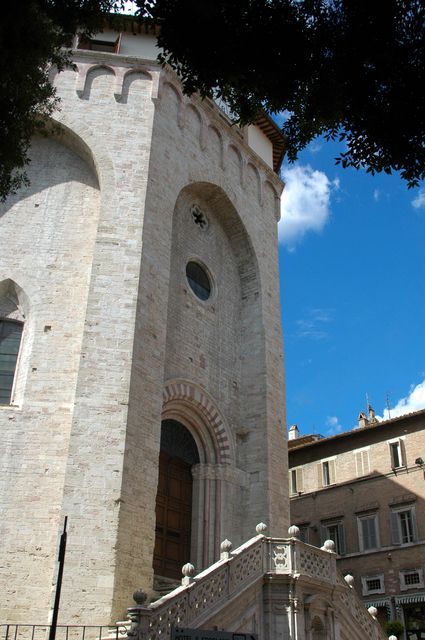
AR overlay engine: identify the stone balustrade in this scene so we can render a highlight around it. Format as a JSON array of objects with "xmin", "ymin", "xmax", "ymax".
[{"xmin": 125, "ymin": 525, "xmax": 387, "ymax": 640}]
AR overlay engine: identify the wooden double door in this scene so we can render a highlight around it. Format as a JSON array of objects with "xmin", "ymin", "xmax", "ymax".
[{"xmin": 153, "ymin": 451, "xmax": 193, "ymax": 579}]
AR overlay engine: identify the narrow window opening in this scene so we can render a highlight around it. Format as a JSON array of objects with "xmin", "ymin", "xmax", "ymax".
[
  {"xmin": 323, "ymin": 461, "xmax": 330, "ymax": 486},
  {"xmin": 390, "ymin": 442, "xmax": 402, "ymax": 468},
  {"xmin": 0, "ymin": 320, "xmax": 23, "ymax": 404}
]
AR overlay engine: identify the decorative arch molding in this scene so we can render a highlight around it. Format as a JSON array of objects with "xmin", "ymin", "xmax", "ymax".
[
  {"xmin": 264, "ymin": 179, "xmax": 281, "ymax": 221},
  {"xmin": 159, "ymin": 79, "xmax": 184, "ymax": 127},
  {"xmin": 0, "ymin": 278, "xmax": 29, "ymax": 321},
  {"xmin": 76, "ymin": 64, "xmax": 116, "ymax": 100},
  {"xmin": 246, "ymin": 161, "xmax": 263, "ymax": 205},
  {"xmin": 162, "ymin": 379, "xmax": 234, "ymax": 465},
  {"xmin": 118, "ymin": 68, "xmax": 153, "ymax": 104},
  {"xmin": 49, "ymin": 114, "xmax": 115, "ymax": 197}
]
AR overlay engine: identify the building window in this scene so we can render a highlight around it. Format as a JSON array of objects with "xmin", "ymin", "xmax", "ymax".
[
  {"xmin": 298, "ymin": 524, "xmax": 309, "ymax": 543},
  {"xmin": 317, "ymin": 458, "xmax": 336, "ymax": 488},
  {"xmin": 321, "ymin": 519, "xmax": 345, "ymax": 554},
  {"xmin": 400, "ymin": 569, "xmax": 424, "ymax": 591},
  {"xmin": 0, "ymin": 320, "xmax": 23, "ymax": 404},
  {"xmin": 355, "ymin": 448, "xmax": 370, "ymax": 476},
  {"xmin": 361, "ymin": 574, "xmax": 385, "ymax": 596},
  {"xmin": 391, "ymin": 505, "xmax": 417, "ymax": 544},
  {"xmin": 77, "ymin": 34, "xmax": 122, "ymax": 53},
  {"xmin": 389, "ymin": 439, "xmax": 405, "ymax": 469},
  {"xmin": 186, "ymin": 261, "xmax": 212, "ymax": 301},
  {"xmin": 357, "ymin": 513, "xmax": 380, "ymax": 551},
  {"xmin": 289, "ymin": 467, "xmax": 304, "ymax": 495}
]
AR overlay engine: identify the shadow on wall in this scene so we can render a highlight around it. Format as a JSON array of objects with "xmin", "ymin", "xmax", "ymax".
[{"xmin": 0, "ymin": 123, "xmax": 99, "ymax": 217}]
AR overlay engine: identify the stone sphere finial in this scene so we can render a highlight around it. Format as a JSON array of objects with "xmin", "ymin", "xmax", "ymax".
[
  {"xmin": 220, "ymin": 539, "xmax": 232, "ymax": 557},
  {"xmin": 322, "ymin": 539, "xmax": 336, "ymax": 553},
  {"xmin": 288, "ymin": 525, "xmax": 300, "ymax": 539},
  {"xmin": 181, "ymin": 562, "xmax": 195, "ymax": 586},
  {"xmin": 133, "ymin": 589, "xmax": 147, "ymax": 605},
  {"xmin": 388, "ymin": 636, "xmax": 398, "ymax": 640},
  {"xmin": 256, "ymin": 522, "xmax": 267, "ymax": 535},
  {"xmin": 221, "ymin": 539, "xmax": 232, "ymax": 553},
  {"xmin": 182, "ymin": 563, "xmax": 195, "ymax": 578},
  {"xmin": 368, "ymin": 606, "xmax": 378, "ymax": 618},
  {"xmin": 344, "ymin": 574, "xmax": 354, "ymax": 588}
]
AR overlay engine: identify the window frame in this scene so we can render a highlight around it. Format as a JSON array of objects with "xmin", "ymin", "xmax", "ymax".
[
  {"xmin": 320, "ymin": 518, "xmax": 346, "ymax": 555},
  {"xmin": 400, "ymin": 568, "xmax": 424, "ymax": 591},
  {"xmin": 317, "ymin": 457, "xmax": 336, "ymax": 488},
  {"xmin": 0, "ymin": 318, "xmax": 24, "ymax": 405},
  {"xmin": 354, "ymin": 446, "xmax": 370, "ymax": 477},
  {"xmin": 391, "ymin": 504, "xmax": 417, "ymax": 545},
  {"xmin": 289, "ymin": 466, "xmax": 304, "ymax": 495},
  {"xmin": 357, "ymin": 512, "xmax": 380, "ymax": 551},
  {"xmin": 388, "ymin": 438, "xmax": 405, "ymax": 469},
  {"xmin": 361, "ymin": 573, "xmax": 385, "ymax": 596}
]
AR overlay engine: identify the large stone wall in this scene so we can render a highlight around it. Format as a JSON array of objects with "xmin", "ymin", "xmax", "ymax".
[{"xmin": 0, "ymin": 44, "xmax": 287, "ymax": 625}]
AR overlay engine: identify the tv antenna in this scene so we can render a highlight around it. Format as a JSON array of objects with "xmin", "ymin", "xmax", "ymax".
[{"xmin": 385, "ymin": 392, "xmax": 392, "ymax": 419}]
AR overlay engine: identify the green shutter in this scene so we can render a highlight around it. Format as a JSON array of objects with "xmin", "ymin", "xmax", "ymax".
[
  {"xmin": 338, "ymin": 523, "xmax": 346, "ymax": 555},
  {"xmin": 391, "ymin": 511, "xmax": 401, "ymax": 544}
]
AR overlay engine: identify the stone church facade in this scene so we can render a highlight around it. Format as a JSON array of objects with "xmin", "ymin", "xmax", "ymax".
[{"xmin": 0, "ymin": 25, "xmax": 288, "ymax": 625}]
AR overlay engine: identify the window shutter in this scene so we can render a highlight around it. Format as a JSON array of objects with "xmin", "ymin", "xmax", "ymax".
[
  {"xmin": 289, "ymin": 471, "xmax": 293, "ymax": 494},
  {"xmin": 391, "ymin": 511, "xmax": 401, "ymax": 544},
  {"xmin": 114, "ymin": 33, "xmax": 122, "ymax": 54},
  {"xmin": 317, "ymin": 463, "xmax": 323, "ymax": 488},
  {"xmin": 362, "ymin": 450, "xmax": 370, "ymax": 474},
  {"xmin": 355, "ymin": 452, "xmax": 362, "ymax": 476},
  {"xmin": 329, "ymin": 459, "xmax": 336, "ymax": 484},
  {"xmin": 357, "ymin": 519, "xmax": 364, "ymax": 550},
  {"xmin": 369, "ymin": 518, "xmax": 377, "ymax": 548},
  {"xmin": 361, "ymin": 518, "xmax": 369, "ymax": 549},
  {"xmin": 400, "ymin": 439, "xmax": 407, "ymax": 466},
  {"xmin": 411, "ymin": 508, "xmax": 417, "ymax": 542},
  {"xmin": 338, "ymin": 523, "xmax": 346, "ymax": 554},
  {"xmin": 296, "ymin": 468, "xmax": 304, "ymax": 493}
]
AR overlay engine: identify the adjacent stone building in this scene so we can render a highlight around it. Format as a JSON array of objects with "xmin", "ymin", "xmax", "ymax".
[
  {"xmin": 289, "ymin": 408, "xmax": 425, "ymax": 638},
  {"xmin": 0, "ymin": 22, "xmax": 288, "ymax": 625}
]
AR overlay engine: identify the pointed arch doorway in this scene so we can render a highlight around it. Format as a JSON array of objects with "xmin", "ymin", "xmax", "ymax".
[{"xmin": 153, "ymin": 419, "xmax": 200, "ymax": 580}]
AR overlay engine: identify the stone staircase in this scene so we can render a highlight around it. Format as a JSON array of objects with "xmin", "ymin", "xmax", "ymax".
[{"xmin": 123, "ymin": 524, "xmax": 389, "ymax": 640}]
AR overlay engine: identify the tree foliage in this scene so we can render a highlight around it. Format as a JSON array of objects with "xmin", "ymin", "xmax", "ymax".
[
  {"xmin": 1, "ymin": 1, "xmax": 424, "ymax": 201},
  {"xmin": 141, "ymin": 0, "xmax": 425, "ymax": 187},
  {"xmin": 0, "ymin": 1, "xmax": 124, "ymax": 201}
]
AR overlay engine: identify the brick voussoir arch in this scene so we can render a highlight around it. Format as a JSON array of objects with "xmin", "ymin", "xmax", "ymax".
[{"xmin": 162, "ymin": 379, "xmax": 234, "ymax": 465}]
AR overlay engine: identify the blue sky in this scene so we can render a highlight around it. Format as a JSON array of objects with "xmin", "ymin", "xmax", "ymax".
[{"xmin": 278, "ymin": 139, "xmax": 425, "ymax": 437}]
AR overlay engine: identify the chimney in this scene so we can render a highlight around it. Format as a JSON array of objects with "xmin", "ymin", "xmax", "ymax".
[
  {"xmin": 288, "ymin": 424, "xmax": 299, "ymax": 440},
  {"xmin": 358, "ymin": 411, "xmax": 369, "ymax": 429},
  {"xmin": 368, "ymin": 404, "xmax": 377, "ymax": 423}
]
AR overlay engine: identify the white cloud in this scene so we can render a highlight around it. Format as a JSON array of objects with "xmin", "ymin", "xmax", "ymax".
[
  {"xmin": 278, "ymin": 164, "xmax": 337, "ymax": 248},
  {"xmin": 326, "ymin": 415, "xmax": 343, "ymax": 435},
  {"xmin": 296, "ymin": 308, "xmax": 333, "ymax": 340},
  {"xmin": 382, "ymin": 379, "xmax": 425, "ymax": 420},
  {"xmin": 412, "ymin": 189, "xmax": 425, "ymax": 209},
  {"xmin": 373, "ymin": 188, "xmax": 380, "ymax": 202},
  {"xmin": 308, "ymin": 142, "xmax": 322, "ymax": 154}
]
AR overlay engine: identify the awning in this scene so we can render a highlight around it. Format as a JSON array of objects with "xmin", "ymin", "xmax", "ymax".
[
  {"xmin": 395, "ymin": 593, "xmax": 425, "ymax": 605},
  {"xmin": 364, "ymin": 598, "xmax": 391, "ymax": 609}
]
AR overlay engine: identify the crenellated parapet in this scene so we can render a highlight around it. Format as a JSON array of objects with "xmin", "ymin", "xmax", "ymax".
[{"xmin": 50, "ymin": 50, "xmax": 282, "ymax": 220}]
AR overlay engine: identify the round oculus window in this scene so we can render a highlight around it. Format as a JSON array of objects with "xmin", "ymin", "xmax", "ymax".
[{"xmin": 186, "ymin": 261, "xmax": 211, "ymax": 301}]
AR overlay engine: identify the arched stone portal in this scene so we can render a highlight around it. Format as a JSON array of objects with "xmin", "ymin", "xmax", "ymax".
[{"xmin": 156, "ymin": 380, "xmax": 238, "ymax": 575}]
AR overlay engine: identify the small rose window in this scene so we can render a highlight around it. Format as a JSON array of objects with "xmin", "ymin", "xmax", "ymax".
[{"xmin": 186, "ymin": 261, "xmax": 211, "ymax": 301}]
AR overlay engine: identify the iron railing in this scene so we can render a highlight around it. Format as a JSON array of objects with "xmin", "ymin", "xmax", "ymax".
[{"xmin": 1, "ymin": 625, "xmax": 128, "ymax": 640}]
